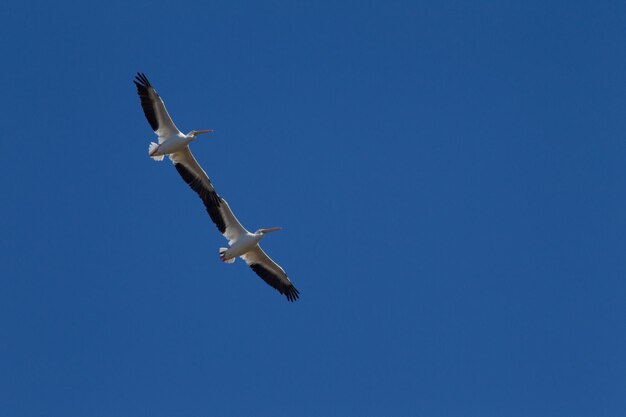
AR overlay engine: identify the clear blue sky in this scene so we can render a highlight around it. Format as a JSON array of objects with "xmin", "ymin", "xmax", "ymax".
[{"xmin": 1, "ymin": 0, "xmax": 625, "ymax": 416}]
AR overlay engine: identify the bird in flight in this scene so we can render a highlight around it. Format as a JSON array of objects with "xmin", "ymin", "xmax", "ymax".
[
  {"xmin": 134, "ymin": 73, "xmax": 214, "ymax": 161},
  {"xmin": 134, "ymin": 73, "xmax": 299, "ymax": 302}
]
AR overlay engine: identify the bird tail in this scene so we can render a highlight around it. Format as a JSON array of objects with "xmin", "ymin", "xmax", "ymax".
[
  {"xmin": 219, "ymin": 248, "xmax": 235, "ymax": 264},
  {"xmin": 149, "ymin": 142, "xmax": 164, "ymax": 161}
]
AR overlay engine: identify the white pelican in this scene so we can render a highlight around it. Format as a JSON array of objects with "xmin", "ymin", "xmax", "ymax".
[
  {"xmin": 133, "ymin": 73, "xmax": 214, "ymax": 161},
  {"xmin": 178, "ymin": 172, "xmax": 300, "ymax": 302},
  {"xmin": 134, "ymin": 72, "xmax": 299, "ymax": 302}
]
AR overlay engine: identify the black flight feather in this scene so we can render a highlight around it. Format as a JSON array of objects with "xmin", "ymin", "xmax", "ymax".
[
  {"xmin": 134, "ymin": 72, "xmax": 159, "ymax": 132},
  {"xmin": 249, "ymin": 263, "xmax": 300, "ymax": 302},
  {"xmin": 174, "ymin": 162, "xmax": 225, "ymax": 234}
]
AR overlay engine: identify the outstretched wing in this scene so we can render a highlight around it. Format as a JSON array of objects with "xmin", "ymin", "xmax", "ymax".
[
  {"xmin": 133, "ymin": 72, "xmax": 180, "ymax": 139},
  {"xmin": 242, "ymin": 245, "xmax": 299, "ymax": 302},
  {"xmin": 170, "ymin": 148, "xmax": 248, "ymax": 243}
]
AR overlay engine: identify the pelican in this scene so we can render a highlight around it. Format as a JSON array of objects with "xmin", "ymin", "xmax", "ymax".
[
  {"xmin": 133, "ymin": 72, "xmax": 214, "ymax": 161},
  {"xmin": 176, "ymin": 161, "xmax": 300, "ymax": 302},
  {"xmin": 174, "ymin": 143, "xmax": 300, "ymax": 301}
]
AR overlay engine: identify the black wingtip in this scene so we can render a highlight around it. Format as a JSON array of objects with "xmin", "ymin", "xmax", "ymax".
[
  {"xmin": 249, "ymin": 263, "xmax": 300, "ymax": 302},
  {"xmin": 134, "ymin": 72, "xmax": 151, "ymax": 87},
  {"xmin": 285, "ymin": 285, "xmax": 300, "ymax": 302},
  {"xmin": 134, "ymin": 72, "xmax": 159, "ymax": 132}
]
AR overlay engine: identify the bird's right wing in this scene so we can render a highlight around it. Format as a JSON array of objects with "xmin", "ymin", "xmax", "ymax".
[
  {"xmin": 133, "ymin": 72, "xmax": 180, "ymax": 140},
  {"xmin": 242, "ymin": 245, "xmax": 299, "ymax": 302},
  {"xmin": 170, "ymin": 147, "xmax": 248, "ymax": 242}
]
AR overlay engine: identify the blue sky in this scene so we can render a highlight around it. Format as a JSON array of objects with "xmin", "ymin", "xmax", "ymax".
[{"xmin": 1, "ymin": 0, "xmax": 625, "ymax": 415}]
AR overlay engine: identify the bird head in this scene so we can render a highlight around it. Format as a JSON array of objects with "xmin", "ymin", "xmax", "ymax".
[
  {"xmin": 189, "ymin": 129, "xmax": 213, "ymax": 140},
  {"xmin": 256, "ymin": 227, "xmax": 282, "ymax": 235}
]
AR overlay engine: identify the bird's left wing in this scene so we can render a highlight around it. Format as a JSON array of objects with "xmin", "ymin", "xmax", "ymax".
[
  {"xmin": 170, "ymin": 148, "xmax": 248, "ymax": 242},
  {"xmin": 242, "ymin": 246, "xmax": 300, "ymax": 302},
  {"xmin": 134, "ymin": 72, "xmax": 180, "ymax": 139}
]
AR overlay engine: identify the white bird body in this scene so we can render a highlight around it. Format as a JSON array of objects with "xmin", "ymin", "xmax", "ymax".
[
  {"xmin": 223, "ymin": 232, "xmax": 262, "ymax": 259},
  {"xmin": 149, "ymin": 133, "xmax": 193, "ymax": 159}
]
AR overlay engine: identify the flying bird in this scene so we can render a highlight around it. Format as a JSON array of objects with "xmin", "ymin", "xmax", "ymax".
[
  {"xmin": 177, "ymin": 163, "xmax": 300, "ymax": 302},
  {"xmin": 134, "ymin": 72, "xmax": 214, "ymax": 161},
  {"xmin": 134, "ymin": 72, "xmax": 299, "ymax": 302}
]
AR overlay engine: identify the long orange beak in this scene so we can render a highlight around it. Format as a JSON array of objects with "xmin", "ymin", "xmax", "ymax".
[
  {"xmin": 261, "ymin": 227, "xmax": 282, "ymax": 234},
  {"xmin": 195, "ymin": 129, "xmax": 213, "ymax": 135}
]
